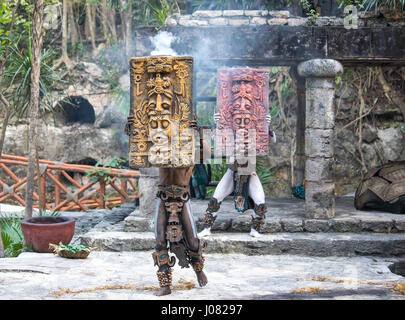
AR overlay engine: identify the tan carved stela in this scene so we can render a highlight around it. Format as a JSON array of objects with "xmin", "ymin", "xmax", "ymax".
[{"xmin": 127, "ymin": 56, "xmax": 195, "ymax": 168}]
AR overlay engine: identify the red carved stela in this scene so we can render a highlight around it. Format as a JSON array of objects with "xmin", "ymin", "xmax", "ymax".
[{"xmin": 215, "ymin": 68, "xmax": 270, "ymax": 156}]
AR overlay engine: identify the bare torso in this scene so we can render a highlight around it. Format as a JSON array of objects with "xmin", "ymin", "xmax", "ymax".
[{"xmin": 159, "ymin": 167, "xmax": 194, "ymax": 185}]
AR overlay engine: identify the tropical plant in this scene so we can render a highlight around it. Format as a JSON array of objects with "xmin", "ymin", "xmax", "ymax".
[
  {"xmin": 0, "ymin": 210, "xmax": 60, "ymax": 257},
  {"xmin": 85, "ymin": 157, "xmax": 126, "ymax": 183},
  {"xmin": 147, "ymin": 0, "xmax": 180, "ymax": 27},
  {"xmin": 362, "ymin": 0, "xmax": 405, "ymax": 11},
  {"xmin": 256, "ymin": 157, "xmax": 273, "ymax": 194},
  {"xmin": 0, "ymin": 217, "xmax": 23, "ymax": 257},
  {"xmin": 300, "ymin": 0, "xmax": 320, "ymax": 25},
  {"xmin": 0, "ymin": 2, "xmax": 12, "ymax": 44},
  {"xmin": 191, "ymin": 0, "xmax": 291, "ymax": 10},
  {"xmin": 205, "ymin": 161, "xmax": 228, "ymax": 197},
  {"xmin": 3, "ymin": 41, "xmax": 62, "ymax": 118},
  {"xmin": 337, "ymin": 0, "xmax": 404, "ymax": 10},
  {"xmin": 336, "ymin": 0, "xmax": 364, "ymax": 8}
]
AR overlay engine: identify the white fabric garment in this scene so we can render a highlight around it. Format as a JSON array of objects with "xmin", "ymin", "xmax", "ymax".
[{"xmin": 212, "ymin": 169, "xmax": 266, "ymax": 218}]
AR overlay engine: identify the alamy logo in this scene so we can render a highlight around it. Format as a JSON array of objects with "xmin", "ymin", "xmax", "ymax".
[
  {"xmin": 43, "ymin": 5, "xmax": 59, "ymax": 31},
  {"xmin": 344, "ymin": 5, "xmax": 359, "ymax": 29}
]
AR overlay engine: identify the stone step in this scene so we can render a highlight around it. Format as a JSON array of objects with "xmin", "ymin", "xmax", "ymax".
[
  {"xmin": 124, "ymin": 197, "xmax": 405, "ymax": 234},
  {"xmin": 79, "ymin": 231, "xmax": 405, "ymax": 257},
  {"xmin": 124, "ymin": 214, "xmax": 405, "ymax": 234}
]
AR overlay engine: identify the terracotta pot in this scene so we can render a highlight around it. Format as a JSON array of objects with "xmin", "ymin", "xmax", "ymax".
[{"xmin": 20, "ymin": 216, "xmax": 75, "ymax": 253}]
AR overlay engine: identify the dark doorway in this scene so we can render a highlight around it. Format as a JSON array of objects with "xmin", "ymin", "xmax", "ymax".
[{"xmin": 55, "ymin": 96, "xmax": 96, "ymax": 125}]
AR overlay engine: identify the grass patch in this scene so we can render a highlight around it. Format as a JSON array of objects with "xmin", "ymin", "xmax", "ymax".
[
  {"xmin": 292, "ymin": 287, "xmax": 323, "ymax": 294},
  {"xmin": 49, "ymin": 278, "xmax": 195, "ymax": 298}
]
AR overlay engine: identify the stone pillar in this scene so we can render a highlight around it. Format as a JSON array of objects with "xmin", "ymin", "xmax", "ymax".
[
  {"xmin": 138, "ymin": 167, "xmax": 159, "ymax": 217},
  {"xmin": 290, "ymin": 67, "xmax": 306, "ymax": 187},
  {"xmin": 298, "ymin": 59, "xmax": 343, "ymax": 219}
]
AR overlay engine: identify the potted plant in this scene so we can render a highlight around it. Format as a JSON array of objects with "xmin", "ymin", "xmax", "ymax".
[{"xmin": 20, "ymin": 216, "xmax": 75, "ymax": 253}]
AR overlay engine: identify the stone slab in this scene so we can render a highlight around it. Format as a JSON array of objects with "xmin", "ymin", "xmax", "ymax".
[
  {"xmin": 133, "ymin": 26, "xmax": 405, "ymax": 67},
  {"xmin": 0, "ymin": 252, "xmax": 403, "ymax": 300},
  {"xmin": 123, "ymin": 197, "xmax": 405, "ymax": 234},
  {"xmin": 79, "ymin": 231, "xmax": 405, "ymax": 257}
]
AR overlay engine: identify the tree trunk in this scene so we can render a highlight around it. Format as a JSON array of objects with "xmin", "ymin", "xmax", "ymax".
[
  {"xmin": 86, "ymin": 3, "xmax": 97, "ymax": 52},
  {"xmin": 125, "ymin": 1, "xmax": 132, "ymax": 58},
  {"xmin": 109, "ymin": 6, "xmax": 117, "ymax": 43},
  {"xmin": 100, "ymin": 0, "xmax": 117, "ymax": 44},
  {"xmin": 53, "ymin": 0, "xmax": 73, "ymax": 70},
  {"xmin": 25, "ymin": 0, "xmax": 44, "ymax": 219},
  {"xmin": 62, "ymin": 0, "xmax": 73, "ymax": 68},
  {"xmin": 119, "ymin": 0, "xmax": 132, "ymax": 58},
  {"xmin": 100, "ymin": 0, "xmax": 110, "ymax": 45},
  {"xmin": 67, "ymin": 0, "xmax": 79, "ymax": 44},
  {"xmin": 0, "ymin": 0, "xmax": 21, "ymax": 258}
]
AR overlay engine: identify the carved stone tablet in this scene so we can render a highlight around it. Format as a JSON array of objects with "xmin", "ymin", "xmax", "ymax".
[
  {"xmin": 215, "ymin": 67, "xmax": 270, "ymax": 157},
  {"xmin": 127, "ymin": 56, "xmax": 195, "ymax": 168}
]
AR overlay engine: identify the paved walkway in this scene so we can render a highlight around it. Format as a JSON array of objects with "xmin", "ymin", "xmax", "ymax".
[{"xmin": 0, "ymin": 251, "xmax": 404, "ymax": 300}]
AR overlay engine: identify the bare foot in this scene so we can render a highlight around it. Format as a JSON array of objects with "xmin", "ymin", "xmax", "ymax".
[
  {"xmin": 195, "ymin": 270, "xmax": 208, "ymax": 287},
  {"xmin": 198, "ymin": 228, "xmax": 212, "ymax": 238},
  {"xmin": 154, "ymin": 286, "xmax": 171, "ymax": 296}
]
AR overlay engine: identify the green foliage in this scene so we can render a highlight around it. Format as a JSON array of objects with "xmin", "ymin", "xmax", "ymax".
[
  {"xmin": 85, "ymin": 157, "xmax": 126, "ymax": 183},
  {"xmin": 270, "ymin": 102, "xmax": 280, "ymax": 119},
  {"xmin": 196, "ymin": 102, "xmax": 215, "ymax": 127},
  {"xmin": 55, "ymin": 244, "xmax": 91, "ymax": 253},
  {"xmin": 206, "ymin": 161, "xmax": 228, "ymax": 197},
  {"xmin": 107, "ymin": 0, "xmax": 183, "ymax": 27},
  {"xmin": 0, "ymin": 2, "xmax": 12, "ymax": 45},
  {"xmin": 256, "ymin": 157, "xmax": 273, "ymax": 193},
  {"xmin": 336, "ymin": 0, "xmax": 364, "ymax": 8},
  {"xmin": 300, "ymin": 0, "xmax": 320, "ymax": 25},
  {"xmin": 111, "ymin": 86, "xmax": 131, "ymax": 116},
  {"xmin": 191, "ymin": 0, "xmax": 292, "ymax": 10},
  {"xmin": 362, "ymin": 0, "xmax": 405, "ymax": 11},
  {"xmin": 3, "ymin": 37, "xmax": 63, "ymax": 118},
  {"xmin": 279, "ymin": 75, "xmax": 294, "ymax": 100},
  {"xmin": 0, "ymin": 217, "xmax": 23, "ymax": 257},
  {"xmin": 147, "ymin": 0, "xmax": 177, "ymax": 27},
  {"xmin": 0, "ymin": 209, "xmax": 57, "ymax": 257},
  {"xmin": 68, "ymin": 41, "xmax": 86, "ymax": 58},
  {"xmin": 337, "ymin": 0, "xmax": 405, "ymax": 10},
  {"xmin": 335, "ymin": 75, "xmax": 343, "ymax": 90}
]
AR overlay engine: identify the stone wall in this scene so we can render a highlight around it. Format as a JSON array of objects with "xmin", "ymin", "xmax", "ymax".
[
  {"xmin": 3, "ymin": 61, "xmax": 130, "ymax": 167},
  {"xmin": 166, "ymin": 9, "xmax": 405, "ymax": 28}
]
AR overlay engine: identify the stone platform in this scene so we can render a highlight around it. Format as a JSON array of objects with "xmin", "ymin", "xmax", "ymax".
[
  {"xmin": 75, "ymin": 196, "xmax": 405, "ymax": 257},
  {"xmin": 125, "ymin": 196, "xmax": 405, "ymax": 234},
  {"xmin": 80, "ymin": 231, "xmax": 405, "ymax": 257},
  {"xmin": 1, "ymin": 197, "xmax": 404, "ymax": 300},
  {"xmin": 0, "ymin": 251, "xmax": 403, "ymax": 300}
]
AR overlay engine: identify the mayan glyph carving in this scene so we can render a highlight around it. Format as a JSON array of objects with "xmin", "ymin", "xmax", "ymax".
[
  {"xmin": 127, "ymin": 56, "xmax": 195, "ymax": 168},
  {"xmin": 215, "ymin": 68, "xmax": 270, "ymax": 157}
]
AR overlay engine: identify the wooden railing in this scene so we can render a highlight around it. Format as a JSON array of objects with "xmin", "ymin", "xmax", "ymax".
[{"xmin": 0, "ymin": 154, "xmax": 140, "ymax": 212}]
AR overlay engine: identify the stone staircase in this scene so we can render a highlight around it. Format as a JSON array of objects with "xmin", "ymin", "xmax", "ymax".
[{"xmin": 78, "ymin": 196, "xmax": 405, "ymax": 257}]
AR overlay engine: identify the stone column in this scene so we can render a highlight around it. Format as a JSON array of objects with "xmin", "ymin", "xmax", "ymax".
[
  {"xmin": 290, "ymin": 67, "xmax": 306, "ymax": 187},
  {"xmin": 298, "ymin": 59, "xmax": 343, "ymax": 219},
  {"xmin": 138, "ymin": 167, "xmax": 159, "ymax": 217}
]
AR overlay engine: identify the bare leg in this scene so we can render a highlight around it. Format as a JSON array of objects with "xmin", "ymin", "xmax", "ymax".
[
  {"xmin": 181, "ymin": 201, "xmax": 208, "ymax": 287},
  {"xmin": 153, "ymin": 199, "xmax": 172, "ymax": 296},
  {"xmin": 248, "ymin": 172, "xmax": 267, "ymax": 237},
  {"xmin": 199, "ymin": 169, "xmax": 234, "ymax": 237}
]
